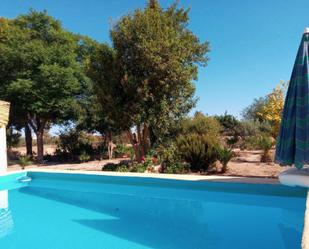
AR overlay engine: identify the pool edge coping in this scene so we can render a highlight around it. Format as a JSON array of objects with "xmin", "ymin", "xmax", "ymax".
[{"xmin": 17, "ymin": 168, "xmax": 281, "ymax": 184}]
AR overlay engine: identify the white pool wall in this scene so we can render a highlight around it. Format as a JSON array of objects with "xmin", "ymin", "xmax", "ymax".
[{"xmin": 0, "ymin": 126, "xmax": 7, "ymax": 173}]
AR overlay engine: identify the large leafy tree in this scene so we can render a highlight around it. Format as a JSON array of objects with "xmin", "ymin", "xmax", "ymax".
[
  {"xmin": 91, "ymin": 0, "xmax": 209, "ymax": 161},
  {"xmin": 0, "ymin": 10, "xmax": 88, "ymax": 162},
  {"xmin": 87, "ymin": 43, "xmax": 131, "ymax": 159}
]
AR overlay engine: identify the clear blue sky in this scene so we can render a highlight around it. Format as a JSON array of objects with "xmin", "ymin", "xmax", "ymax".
[{"xmin": 1, "ymin": 0, "xmax": 309, "ymax": 117}]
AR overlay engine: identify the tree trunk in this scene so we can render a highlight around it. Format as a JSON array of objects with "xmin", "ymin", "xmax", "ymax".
[
  {"xmin": 36, "ymin": 130, "xmax": 44, "ymax": 164},
  {"xmin": 107, "ymin": 131, "xmax": 114, "ymax": 159},
  {"xmin": 126, "ymin": 130, "xmax": 142, "ymax": 162},
  {"xmin": 136, "ymin": 125, "xmax": 145, "ymax": 160},
  {"xmin": 142, "ymin": 124, "xmax": 150, "ymax": 155},
  {"xmin": 27, "ymin": 116, "xmax": 46, "ymax": 164},
  {"xmin": 25, "ymin": 124, "xmax": 33, "ymax": 157}
]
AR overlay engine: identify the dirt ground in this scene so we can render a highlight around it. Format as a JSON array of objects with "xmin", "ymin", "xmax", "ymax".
[{"xmin": 8, "ymin": 147, "xmax": 288, "ymax": 178}]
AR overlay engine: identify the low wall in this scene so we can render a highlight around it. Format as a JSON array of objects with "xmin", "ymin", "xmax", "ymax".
[{"xmin": 0, "ymin": 126, "xmax": 7, "ymax": 173}]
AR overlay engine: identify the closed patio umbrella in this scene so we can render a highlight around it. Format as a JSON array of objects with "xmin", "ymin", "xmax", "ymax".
[{"xmin": 275, "ymin": 28, "xmax": 309, "ymax": 169}]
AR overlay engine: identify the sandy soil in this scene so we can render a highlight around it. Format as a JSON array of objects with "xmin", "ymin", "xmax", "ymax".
[
  {"xmin": 222, "ymin": 149, "xmax": 288, "ymax": 178},
  {"xmin": 12, "ymin": 145, "xmax": 56, "ymax": 155},
  {"xmin": 8, "ymin": 148, "xmax": 289, "ymax": 178}
]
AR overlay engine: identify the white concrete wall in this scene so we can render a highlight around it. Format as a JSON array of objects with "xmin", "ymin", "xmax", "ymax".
[{"xmin": 0, "ymin": 126, "xmax": 7, "ymax": 173}]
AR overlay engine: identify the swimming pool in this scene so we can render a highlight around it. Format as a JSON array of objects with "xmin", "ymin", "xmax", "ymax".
[{"xmin": 0, "ymin": 171, "xmax": 307, "ymax": 249}]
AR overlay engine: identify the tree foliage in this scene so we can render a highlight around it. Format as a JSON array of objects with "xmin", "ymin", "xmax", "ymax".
[
  {"xmin": 242, "ymin": 97, "xmax": 268, "ymax": 122},
  {"xmin": 180, "ymin": 112, "xmax": 221, "ymax": 138},
  {"xmin": 90, "ymin": 1, "xmax": 210, "ymax": 161},
  {"xmin": 0, "ymin": 10, "xmax": 89, "ymax": 162},
  {"xmin": 256, "ymin": 81, "xmax": 287, "ymax": 138}
]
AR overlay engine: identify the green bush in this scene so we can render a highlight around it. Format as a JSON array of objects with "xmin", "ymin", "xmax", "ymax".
[
  {"xmin": 102, "ymin": 160, "xmax": 150, "ymax": 173},
  {"xmin": 130, "ymin": 163, "xmax": 147, "ymax": 173},
  {"xmin": 117, "ymin": 164, "xmax": 130, "ymax": 172},
  {"xmin": 176, "ymin": 134, "xmax": 219, "ymax": 172},
  {"xmin": 164, "ymin": 162, "xmax": 189, "ymax": 174},
  {"xmin": 130, "ymin": 158, "xmax": 152, "ymax": 173},
  {"xmin": 79, "ymin": 151, "xmax": 91, "ymax": 163},
  {"xmin": 95, "ymin": 144, "xmax": 108, "ymax": 158},
  {"xmin": 240, "ymin": 136, "xmax": 260, "ymax": 150},
  {"xmin": 180, "ymin": 112, "xmax": 221, "ymax": 138},
  {"xmin": 102, "ymin": 163, "xmax": 118, "ymax": 171},
  {"xmin": 257, "ymin": 135, "xmax": 273, "ymax": 162},
  {"xmin": 157, "ymin": 143, "xmax": 180, "ymax": 172},
  {"xmin": 114, "ymin": 144, "xmax": 133, "ymax": 158},
  {"xmin": 238, "ymin": 121, "xmax": 272, "ymax": 138},
  {"xmin": 6, "ymin": 127, "xmax": 21, "ymax": 148},
  {"xmin": 56, "ymin": 129, "xmax": 94, "ymax": 161},
  {"xmin": 18, "ymin": 156, "xmax": 33, "ymax": 169},
  {"xmin": 215, "ymin": 113, "xmax": 240, "ymax": 136},
  {"xmin": 217, "ymin": 147, "xmax": 235, "ymax": 173}
]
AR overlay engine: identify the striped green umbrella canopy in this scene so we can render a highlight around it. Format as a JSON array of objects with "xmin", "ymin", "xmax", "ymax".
[{"xmin": 275, "ymin": 28, "xmax": 309, "ymax": 169}]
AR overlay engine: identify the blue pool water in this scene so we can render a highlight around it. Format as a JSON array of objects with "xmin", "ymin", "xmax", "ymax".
[{"xmin": 0, "ymin": 172, "xmax": 307, "ymax": 249}]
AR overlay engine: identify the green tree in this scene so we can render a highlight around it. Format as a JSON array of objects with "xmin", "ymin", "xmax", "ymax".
[
  {"xmin": 242, "ymin": 97, "xmax": 268, "ymax": 122},
  {"xmin": 93, "ymin": 1, "xmax": 209, "ymax": 161},
  {"xmin": 0, "ymin": 10, "xmax": 88, "ymax": 162},
  {"xmin": 87, "ymin": 43, "xmax": 130, "ymax": 159},
  {"xmin": 180, "ymin": 112, "xmax": 221, "ymax": 138}
]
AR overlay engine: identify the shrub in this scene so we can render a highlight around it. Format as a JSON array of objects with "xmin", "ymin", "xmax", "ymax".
[
  {"xmin": 18, "ymin": 156, "xmax": 33, "ymax": 170},
  {"xmin": 180, "ymin": 112, "xmax": 221, "ymax": 138},
  {"xmin": 157, "ymin": 143, "xmax": 180, "ymax": 172},
  {"xmin": 79, "ymin": 151, "xmax": 91, "ymax": 163},
  {"xmin": 117, "ymin": 164, "xmax": 130, "ymax": 172},
  {"xmin": 114, "ymin": 144, "xmax": 133, "ymax": 158},
  {"xmin": 215, "ymin": 113, "xmax": 240, "ymax": 136},
  {"xmin": 56, "ymin": 129, "xmax": 94, "ymax": 161},
  {"xmin": 217, "ymin": 147, "xmax": 235, "ymax": 173},
  {"xmin": 238, "ymin": 121, "xmax": 272, "ymax": 138},
  {"xmin": 240, "ymin": 136, "xmax": 260, "ymax": 150},
  {"xmin": 102, "ymin": 163, "xmax": 118, "ymax": 171},
  {"xmin": 130, "ymin": 158, "xmax": 152, "ymax": 173},
  {"xmin": 95, "ymin": 144, "xmax": 108, "ymax": 159},
  {"xmin": 176, "ymin": 134, "xmax": 219, "ymax": 172},
  {"xmin": 164, "ymin": 162, "xmax": 190, "ymax": 174},
  {"xmin": 6, "ymin": 127, "xmax": 21, "ymax": 148},
  {"xmin": 130, "ymin": 163, "xmax": 147, "ymax": 173},
  {"xmin": 258, "ymin": 135, "xmax": 273, "ymax": 162}
]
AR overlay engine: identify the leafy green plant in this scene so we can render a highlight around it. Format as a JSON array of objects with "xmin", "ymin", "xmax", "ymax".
[
  {"xmin": 165, "ymin": 162, "xmax": 189, "ymax": 174},
  {"xmin": 18, "ymin": 156, "xmax": 33, "ymax": 170},
  {"xmin": 258, "ymin": 135, "xmax": 273, "ymax": 162},
  {"xmin": 102, "ymin": 161, "xmax": 132, "ymax": 172},
  {"xmin": 56, "ymin": 129, "xmax": 94, "ymax": 161},
  {"xmin": 217, "ymin": 147, "xmax": 235, "ymax": 173},
  {"xmin": 130, "ymin": 163, "xmax": 147, "ymax": 173},
  {"xmin": 157, "ymin": 143, "xmax": 180, "ymax": 172},
  {"xmin": 130, "ymin": 158, "xmax": 153, "ymax": 173},
  {"xmin": 102, "ymin": 163, "xmax": 118, "ymax": 171},
  {"xmin": 114, "ymin": 144, "xmax": 133, "ymax": 158},
  {"xmin": 116, "ymin": 164, "xmax": 129, "ymax": 172},
  {"xmin": 180, "ymin": 112, "xmax": 221, "ymax": 138},
  {"xmin": 79, "ymin": 151, "xmax": 91, "ymax": 163},
  {"xmin": 176, "ymin": 134, "xmax": 219, "ymax": 172},
  {"xmin": 240, "ymin": 136, "xmax": 260, "ymax": 150}
]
